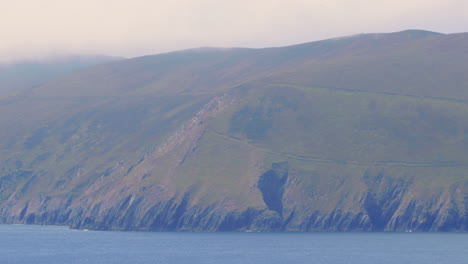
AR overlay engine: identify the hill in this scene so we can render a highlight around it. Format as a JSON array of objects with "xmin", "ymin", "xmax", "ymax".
[
  {"xmin": 0, "ymin": 30, "xmax": 467, "ymax": 231},
  {"xmin": 0, "ymin": 55, "xmax": 121, "ymax": 98}
]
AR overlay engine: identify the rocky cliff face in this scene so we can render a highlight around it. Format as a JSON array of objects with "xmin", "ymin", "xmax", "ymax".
[
  {"xmin": 1, "ymin": 30, "xmax": 468, "ymax": 232},
  {"xmin": 1, "ymin": 163, "xmax": 467, "ymax": 232}
]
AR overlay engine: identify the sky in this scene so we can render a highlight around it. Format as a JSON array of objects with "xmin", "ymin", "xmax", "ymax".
[{"xmin": 1, "ymin": 0, "xmax": 467, "ymax": 62}]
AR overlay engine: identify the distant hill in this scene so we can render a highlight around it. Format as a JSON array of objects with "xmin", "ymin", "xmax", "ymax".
[
  {"xmin": 0, "ymin": 55, "xmax": 121, "ymax": 97},
  {"xmin": 0, "ymin": 30, "xmax": 467, "ymax": 232}
]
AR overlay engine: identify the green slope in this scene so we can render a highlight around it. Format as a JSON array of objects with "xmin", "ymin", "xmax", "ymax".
[
  {"xmin": 0, "ymin": 55, "xmax": 121, "ymax": 98},
  {"xmin": 0, "ymin": 30, "xmax": 467, "ymax": 231}
]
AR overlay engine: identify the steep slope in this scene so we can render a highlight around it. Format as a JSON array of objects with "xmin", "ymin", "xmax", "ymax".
[{"xmin": 0, "ymin": 30, "xmax": 467, "ymax": 231}]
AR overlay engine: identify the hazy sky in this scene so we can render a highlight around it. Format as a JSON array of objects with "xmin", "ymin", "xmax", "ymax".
[{"xmin": 1, "ymin": 0, "xmax": 467, "ymax": 62}]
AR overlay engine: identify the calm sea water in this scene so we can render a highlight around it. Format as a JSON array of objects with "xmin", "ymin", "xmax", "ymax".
[{"xmin": 0, "ymin": 225, "xmax": 466, "ymax": 264}]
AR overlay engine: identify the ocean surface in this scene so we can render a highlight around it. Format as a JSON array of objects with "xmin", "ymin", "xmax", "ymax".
[{"xmin": 0, "ymin": 225, "xmax": 466, "ymax": 264}]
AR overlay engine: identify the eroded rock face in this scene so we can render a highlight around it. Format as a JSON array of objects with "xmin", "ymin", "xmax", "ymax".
[
  {"xmin": 258, "ymin": 162, "xmax": 289, "ymax": 216},
  {"xmin": 1, "ymin": 165, "xmax": 466, "ymax": 232}
]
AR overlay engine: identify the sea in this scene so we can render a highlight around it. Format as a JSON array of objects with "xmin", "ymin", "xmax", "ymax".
[{"xmin": 0, "ymin": 224, "xmax": 466, "ymax": 264}]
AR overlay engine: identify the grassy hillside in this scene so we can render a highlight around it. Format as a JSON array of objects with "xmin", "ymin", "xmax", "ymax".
[
  {"xmin": 0, "ymin": 30, "xmax": 467, "ymax": 231},
  {"xmin": 0, "ymin": 55, "xmax": 120, "ymax": 98}
]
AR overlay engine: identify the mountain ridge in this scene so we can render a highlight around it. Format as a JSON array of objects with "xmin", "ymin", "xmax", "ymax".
[{"xmin": 0, "ymin": 30, "xmax": 467, "ymax": 231}]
